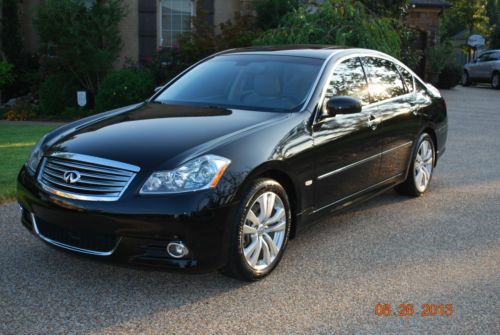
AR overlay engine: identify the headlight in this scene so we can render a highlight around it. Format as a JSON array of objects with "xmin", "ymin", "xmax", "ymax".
[
  {"xmin": 140, "ymin": 155, "xmax": 231, "ymax": 194},
  {"xmin": 26, "ymin": 135, "xmax": 47, "ymax": 174}
]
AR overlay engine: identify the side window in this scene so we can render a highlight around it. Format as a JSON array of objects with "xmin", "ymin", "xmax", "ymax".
[
  {"xmin": 397, "ymin": 65, "xmax": 414, "ymax": 93},
  {"xmin": 324, "ymin": 57, "xmax": 370, "ymax": 108},
  {"xmin": 477, "ymin": 53, "xmax": 491, "ymax": 62},
  {"xmin": 362, "ymin": 57, "xmax": 406, "ymax": 102}
]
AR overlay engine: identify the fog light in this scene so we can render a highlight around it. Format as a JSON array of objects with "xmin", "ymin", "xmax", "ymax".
[{"xmin": 166, "ymin": 242, "xmax": 188, "ymax": 258}]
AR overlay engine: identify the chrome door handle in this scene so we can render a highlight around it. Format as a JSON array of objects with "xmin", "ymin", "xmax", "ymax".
[
  {"xmin": 410, "ymin": 104, "xmax": 419, "ymax": 116},
  {"xmin": 368, "ymin": 114, "xmax": 381, "ymax": 130}
]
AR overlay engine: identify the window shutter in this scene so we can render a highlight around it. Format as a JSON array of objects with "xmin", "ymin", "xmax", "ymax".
[
  {"xmin": 138, "ymin": 0, "xmax": 157, "ymax": 63},
  {"xmin": 200, "ymin": 0, "xmax": 214, "ymax": 26}
]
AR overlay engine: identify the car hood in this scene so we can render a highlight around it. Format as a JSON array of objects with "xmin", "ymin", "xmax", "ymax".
[{"xmin": 46, "ymin": 103, "xmax": 287, "ymax": 171}]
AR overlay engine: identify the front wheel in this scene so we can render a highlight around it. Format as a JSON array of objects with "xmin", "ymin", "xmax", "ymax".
[
  {"xmin": 491, "ymin": 72, "xmax": 500, "ymax": 89},
  {"xmin": 221, "ymin": 178, "xmax": 291, "ymax": 281},
  {"xmin": 462, "ymin": 71, "xmax": 472, "ymax": 86},
  {"xmin": 395, "ymin": 133, "xmax": 435, "ymax": 197}
]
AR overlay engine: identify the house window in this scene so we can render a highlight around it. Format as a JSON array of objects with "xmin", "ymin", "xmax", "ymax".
[{"xmin": 160, "ymin": 0, "xmax": 193, "ymax": 47}]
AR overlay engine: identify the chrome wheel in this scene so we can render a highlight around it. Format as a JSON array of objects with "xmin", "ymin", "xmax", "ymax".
[
  {"xmin": 414, "ymin": 139, "xmax": 434, "ymax": 192},
  {"xmin": 241, "ymin": 192, "xmax": 287, "ymax": 271}
]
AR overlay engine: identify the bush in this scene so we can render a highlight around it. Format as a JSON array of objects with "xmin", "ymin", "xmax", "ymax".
[
  {"xmin": 0, "ymin": 61, "xmax": 14, "ymax": 88},
  {"xmin": 425, "ymin": 42, "xmax": 453, "ymax": 84},
  {"xmin": 147, "ymin": 47, "xmax": 191, "ymax": 86},
  {"xmin": 4, "ymin": 53, "xmax": 41, "ymax": 100},
  {"xmin": 254, "ymin": 0, "xmax": 301, "ymax": 30},
  {"xmin": 35, "ymin": 0, "xmax": 126, "ymax": 100},
  {"xmin": 39, "ymin": 74, "xmax": 78, "ymax": 117},
  {"xmin": 490, "ymin": 24, "xmax": 500, "ymax": 49},
  {"xmin": 95, "ymin": 68, "xmax": 154, "ymax": 112},
  {"xmin": 425, "ymin": 43, "xmax": 452, "ymax": 74},
  {"xmin": 254, "ymin": 0, "xmax": 402, "ymax": 58},
  {"xmin": 1, "ymin": 0, "xmax": 23, "ymax": 63},
  {"xmin": 437, "ymin": 63, "xmax": 462, "ymax": 89},
  {"xmin": 3, "ymin": 99, "xmax": 38, "ymax": 121},
  {"xmin": 146, "ymin": 3, "xmax": 260, "ymax": 86}
]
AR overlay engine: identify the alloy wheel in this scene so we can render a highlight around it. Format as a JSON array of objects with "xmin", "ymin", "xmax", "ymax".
[
  {"xmin": 414, "ymin": 139, "xmax": 434, "ymax": 192},
  {"xmin": 241, "ymin": 191, "xmax": 287, "ymax": 271}
]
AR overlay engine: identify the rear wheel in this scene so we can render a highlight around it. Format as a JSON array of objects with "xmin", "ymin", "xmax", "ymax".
[
  {"xmin": 221, "ymin": 178, "xmax": 291, "ymax": 281},
  {"xmin": 395, "ymin": 133, "xmax": 435, "ymax": 197},
  {"xmin": 462, "ymin": 71, "xmax": 472, "ymax": 86},
  {"xmin": 492, "ymin": 72, "xmax": 500, "ymax": 89}
]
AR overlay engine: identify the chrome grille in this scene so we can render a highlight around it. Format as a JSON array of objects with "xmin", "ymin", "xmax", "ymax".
[{"xmin": 38, "ymin": 153, "xmax": 139, "ymax": 201}]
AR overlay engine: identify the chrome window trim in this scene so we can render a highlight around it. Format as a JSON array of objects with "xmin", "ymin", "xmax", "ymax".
[
  {"xmin": 317, "ymin": 141, "xmax": 413, "ymax": 180},
  {"xmin": 30, "ymin": 213, "xmax": 120, "ymax": 256},
  {"xmin": 313, "ymin": 50, "xmax": 421, "ymax": 122},
  {"xmin": 37, "ymin": 152, "xmax": 140, "ymax": 202}
]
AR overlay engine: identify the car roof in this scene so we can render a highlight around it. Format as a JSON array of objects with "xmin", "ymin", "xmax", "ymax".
[{"xmin": 216, "ymin": 45, "xmax": 349, "ymax": 60}]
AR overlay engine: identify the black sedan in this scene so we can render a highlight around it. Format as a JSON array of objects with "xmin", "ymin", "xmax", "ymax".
[{"xmin": 17, "ymin": 46, "xmax": 447, "ymax": 281}]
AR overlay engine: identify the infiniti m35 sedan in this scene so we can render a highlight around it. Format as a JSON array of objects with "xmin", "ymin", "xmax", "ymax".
[{"xmin": 18, "ymin": 46, "xmax": 447, "ymax": 281}]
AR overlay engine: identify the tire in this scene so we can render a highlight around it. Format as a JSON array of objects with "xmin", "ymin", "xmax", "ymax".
[
  {"xmin": 491, "ymin": 72, "xmax": 500, "ymax": 89},
  {"xmin": 395, "ymin": 133, "xmax": 435, "ymax": 197},
  {"xmin": 221, "ymin": 178, "xmax": 291, "ymax": 281},
  {"xmin": 462, "ymin": 71, "xmax": 472, "ymax": 86}
]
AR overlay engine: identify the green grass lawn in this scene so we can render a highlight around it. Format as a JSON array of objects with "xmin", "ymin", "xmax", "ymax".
[{"xmin": 0, "ymin": 124, "xmax": 58, "ymax": 203}]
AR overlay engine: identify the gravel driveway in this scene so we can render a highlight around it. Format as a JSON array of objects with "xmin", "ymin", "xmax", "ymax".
[{"xmin": 1, "ymin": 86, "xmax": 499, "ymax": 334}]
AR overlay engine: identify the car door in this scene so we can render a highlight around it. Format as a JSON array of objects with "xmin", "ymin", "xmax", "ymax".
[
  {"xmin": 361, "ymin": 57, "xmax": 421, "ymax": 180},
  {"xmin": 471, "ymin": 52, "xmax": 491, "ymax": 80},
  {"xmin": 466, "ymin": 54, "xmax": 481, "ymax": 80},
  {"xmin": 486, "ymin": 52, "xmax": 500, "ymax": 78},
  {"xmin": 312, "ymin": 57, "xmax": 382, "ymax": 211}
]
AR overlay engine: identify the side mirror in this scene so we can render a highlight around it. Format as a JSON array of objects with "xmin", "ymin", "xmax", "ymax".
[{"xmin": 324, "ymin": 96, "xmax": 362, "ymax": 118}]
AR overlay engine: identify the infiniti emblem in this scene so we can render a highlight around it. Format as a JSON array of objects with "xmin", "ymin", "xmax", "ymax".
[{"xmin": 63, "ymin": 171, "xmax": 81, "ymax": 184}]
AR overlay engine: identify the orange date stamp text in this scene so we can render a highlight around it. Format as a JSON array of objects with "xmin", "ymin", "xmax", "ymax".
[{"xmin": 374, "ymin": 303, "xmax": 453, "ymax": 318}]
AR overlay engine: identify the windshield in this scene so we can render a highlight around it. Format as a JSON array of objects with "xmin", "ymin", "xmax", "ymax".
[{"xmin": 154, "ymin": 54, "xmax": 324, "ymax": 112}]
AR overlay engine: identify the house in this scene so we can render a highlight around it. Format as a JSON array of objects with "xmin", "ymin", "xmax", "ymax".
[{"xmin": 19, "ymin": 0, "xmax": 254, "ymax": 66}]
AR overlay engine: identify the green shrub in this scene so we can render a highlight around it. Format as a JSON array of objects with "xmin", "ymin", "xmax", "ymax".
[
  {"xmin": 1, "ymin": 0, "xmax": 23, "ymax": 63},
  {"xmin": 254, "ymin": 0, "xmax": 402, "ymax": 58},
  {"xmin": 147, "ymin": 47, "xmax": 191, "ymax": 86},
  {"xmin": 146, "ymin": 2, "xmax": 260, "ymax": 86},
  {"xmin": 425, "ymin": 43, "xmax": 452, "ymax": 74},
  {"xmin": 0, "ymin": 61, "xmax": 14, "ymax": 88},
  {"xmin": 437, "ymin": 63, "xmax": 462, "ymax": 89},
  {"xmin": 254, "ymin": 0, "xmax": 301, "ymax": 30},
  {"xmin": 3, "ymin": 99, "xmax": 38, "ymax": 121},
  {"xmin": 95, "ymin": 68, "xmax": 154, "ymax": 112},
  {"xmin": 39, "ymin": 74, "xmax": 78, "ymax": 117},
  {"xmin": 35, "ymin": 0, "xmax": 126, "ymax": 100}
]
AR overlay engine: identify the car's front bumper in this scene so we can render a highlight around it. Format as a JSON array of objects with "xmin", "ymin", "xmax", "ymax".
[{"xmin": 17, "ymin": 166, "xmax": 236, "ymax": 272}]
